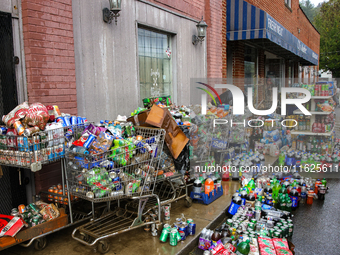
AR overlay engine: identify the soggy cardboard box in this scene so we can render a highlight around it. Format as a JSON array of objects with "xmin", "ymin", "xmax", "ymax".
[
  {"xmin": 145, "ymin": 105, "xmax": 189, "ymax": 159},
  {"xmin": 127, "ymin": 110, "xmax": 152, "ymax": 127}
]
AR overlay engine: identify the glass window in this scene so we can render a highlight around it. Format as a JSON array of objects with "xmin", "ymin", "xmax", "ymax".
[
  {"xmin": 138, "ymin": 28, "xmax": 172, "ymax": 101},
  {"xmin": 285, "ymin": 0, "xmax": 291, "ymax": 8},
  {"xmin": 244, "ymin": 45, "xmax": 257, "ymax": 97}
]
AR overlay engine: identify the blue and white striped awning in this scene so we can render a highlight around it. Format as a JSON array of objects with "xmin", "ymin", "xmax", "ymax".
[{"xmin": 227, "ymin": 0, "xmax": 319, "ymax": 66}]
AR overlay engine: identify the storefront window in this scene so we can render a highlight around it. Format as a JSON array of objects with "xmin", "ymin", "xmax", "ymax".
[
  {"xmin": 138, "ymin": 28, "xmax": 172, "ymax": 101},
  {"xmin": 244, "ymin": 45, "xmax": 257, "ymax": 97}
]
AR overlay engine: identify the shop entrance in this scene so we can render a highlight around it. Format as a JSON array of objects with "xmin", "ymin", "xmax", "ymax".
[{"xmin": 0, "ymin": 11, "xmax": 26, "ymax": 214}]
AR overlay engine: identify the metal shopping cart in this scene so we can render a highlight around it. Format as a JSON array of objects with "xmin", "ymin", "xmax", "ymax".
[
  {"xmin": 66, "ymin": 125, "xmax": 166, "ymax": 253},
  {"xmin": 0, "ymin": 124, "xmax": 93, "ymax": 252}
]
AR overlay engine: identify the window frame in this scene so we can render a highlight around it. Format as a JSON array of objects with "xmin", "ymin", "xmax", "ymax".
[{"xmin": 136, "ymin": 23, "xmax": 177, "ymax": 105}]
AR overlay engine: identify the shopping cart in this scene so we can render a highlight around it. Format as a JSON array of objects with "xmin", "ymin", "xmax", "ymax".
[
  {"xmin": 66, "ymin": 125, "xmax": 166, "ymax": 253},
  {"xmin": 0, "ymin": 124, "xmax": 94, "ymax": 252}
]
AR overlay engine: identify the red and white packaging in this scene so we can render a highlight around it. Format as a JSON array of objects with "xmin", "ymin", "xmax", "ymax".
[
  {"xmin": 2, "ymin": 102, "xmax": 29, "ymax": 128},
  {"xmin": 0, "ymin": 215, "xmax": 25, "ymax": 237},
  {"xmin": 211, "ymin": 243, "xmax": 225, "ymax": 255},
  {"xmin": 225, "ymin": 243, "xmax": 236, "ymax": 253},
  {"xmin": 275, "ymin": 248, "xmax": 292, "ymax": 255},
  {"xmin": 272, "ymin": 238, "xmax": 289, "ymax": 250},
  {"xmin": 24, "ymin": 103, "xmax": 50, "ymax": 130}
]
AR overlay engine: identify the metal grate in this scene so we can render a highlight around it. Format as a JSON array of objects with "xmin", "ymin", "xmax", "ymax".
[
  {"xmin": 0, "ymin": 11, "xmax": 18, "ymax": 122},
  {"xmin": 0, "ymin": 11, "xmax": 26, "ymax": 214}
]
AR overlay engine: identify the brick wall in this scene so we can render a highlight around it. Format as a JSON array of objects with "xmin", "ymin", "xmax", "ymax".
[
  {"xmin": 148, "ymin": 0, "xmax": 224, "ymax": 78},
  {"xmin": 22, "ymin": 0, "xmax": 77, "ymax": 115},
  {"xmin": 232, "ymin": 41, "xmax": 245, "ymax": 90},
  {"xmin": 245, "ymin": 0, "xmax": 320, "ymax": 55}
]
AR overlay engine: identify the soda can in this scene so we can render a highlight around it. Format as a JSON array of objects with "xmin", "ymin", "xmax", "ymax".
[
  {"xmin": 178, "ymin": 223, "xmax": 188, "ymax": 237},
  {"xmin": 0, "ymin": 126, "xmax": 7, "ymax": 134},
  {"xmin": 53, "ymin": 145, "xmax": 59, "ymax": 160},
  {"xmin": 58, "ymin": 144, "xmax": 64, "ymax": 158},
  {"xmin": 47, "ymin": 147, "xmax": 54, "ymax": 161},
  {"xmin": 65, "ymin": 129, "xmax": 73, "ymax": 141},
  {"xmin": 13, "ymin": 121, "xmax": 25, "ymax": 136},
  {"xmin": 188, "ymin": 222, "xmax": 196, "ymax": 235},
  {"xmin": 33, "ymin": 135, "xmax": 40, "ymax": 151},
  {"xmin": 159, "ymin": 227, "xmax": 169, "ymax": 242},
  {"xmin": 187, "ymin": 218, "xmax": 193, "ymax": 224},
  {"xmin": 64, "ymin": 116, "xmax": 71, "ymax": 126},
  {"xmin": 57, "ymin": 117, "xmax": 66, "ymax": 127},
  {"xmin": 12, "ymin": 151, "xmax": 17, "ymax": 165},
  {"xmin": 288, "ymin": 223, "xmax": 294, "ymax": 237},
  {"xmin": 82, "ymin": 117, "xmax": 88, "ymax": 123},
  {"xmin": 163, "ymin": 223, "xmax": 171, "ymax": 230},
  {"xmin": 170, "ymin": 229, "xmax": 178, "ymax": 246},
  {"xmin": 19, "ymin": 151, "xmax": 26, "ymax": 166},
  {"xmin": 71, "ymin": 116, "xmax": 77, "ymax": 125},
  {"xmin": 8, "ymin": 150, "xmax": 14, "ymax": 165},
  {"xmin": 179, "ymin": 230, "xmax": 186, "ymax": 241},
  {"xmin": 163, "ymin": 204, "xmax": 170, "ymax": 221},
  {"xmin": 18, "ymin": 204, "xmax": 26, "ymax": 214},
  {"xmin": 17, "ymin": 137, "xmax": 23, "ymax": 151},
  {"xmin": 15, "ymin": 151, "xmax": 21, "ymax": 166},
  {"xmin": 77, "ymin": 116, "xmax": 83, "ymax": 125},
  {"xmin": 83, "ymin": 134, "xmax": 96, "ymax": 149},
  {"xmin": 24, "ymin": 126, "xmax": 40, "ymax": 137},
  {"xmin": 29, "ymin": 203, "xmax": 40, "ymax": 214}
]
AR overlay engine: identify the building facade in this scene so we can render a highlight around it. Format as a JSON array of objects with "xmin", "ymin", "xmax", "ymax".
[
  {"xmin": 0, "ymin": 0, "xmax": 226, "ymax": 122},
  {"xmin": 225, "ymin": 0, "xmax": 320, "ymax": 105}
]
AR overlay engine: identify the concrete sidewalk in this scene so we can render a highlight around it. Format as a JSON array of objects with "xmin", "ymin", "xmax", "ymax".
[{"xmin": 3, "ymin": 181, "xmax": 240, "ymax": 255}]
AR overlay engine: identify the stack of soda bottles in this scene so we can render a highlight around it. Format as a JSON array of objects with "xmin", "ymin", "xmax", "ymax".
[
  {"xmin": 198, "ymin": 205, "xmax": 294, "ymax": 254},
  {"xmin": 278, "ymin": 146, "xmax": 339, "ymax": 173}
]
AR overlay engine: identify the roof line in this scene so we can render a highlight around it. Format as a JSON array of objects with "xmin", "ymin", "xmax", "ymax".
[{"xmin": 299, "ymin": 4, "xmax": 320, "ymax": 34}]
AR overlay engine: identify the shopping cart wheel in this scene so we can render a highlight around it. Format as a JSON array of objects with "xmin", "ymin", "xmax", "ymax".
[
  {"xmin": 97, "ymin": 240, "xmax": 110, "ymax": 254},
  {"xmin": 34, "ymin": 237, "xmax": 47, "ymax": 251},
  {"xmin": 80, "ymin": 232, "xmax": 91, "ymax": 243},
  {"xmin": 186, "ymin": 197, "xmax": 193, "ymax": 208}
]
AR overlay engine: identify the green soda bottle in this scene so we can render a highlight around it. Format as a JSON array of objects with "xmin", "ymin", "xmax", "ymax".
[
  {"xmin": 278, "ymin": 151, "xmax": 285, "ymax": 166},
  {"xmin": 247, "ymin": 178, "xmax": 256, "ymax": 192},
  {"xmin": 236, "ymin": 237, "xmax": 250, "ymax": 255},
  {"xmin": 279, "ymin": 184, "xmax": 287, "ymax": 195},
  {"xmin": 285, "ymin": 194, "xmax": 292, "ymax": 212},
  {"xmin": 321, "ymin": 178, "xmax": 327, "ymax": 187}
]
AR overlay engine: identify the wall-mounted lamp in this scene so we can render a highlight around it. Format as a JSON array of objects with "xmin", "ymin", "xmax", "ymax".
[
  {"xmin": 192, "ymin": 17, "xmax": 208, "ymax": 45},
  {"xmin": 298, "ymin": 28, "xmax": 301, "ymax": 34},
  {"xmin": 103, "ymin": 0, "xmax": 122, "ymax": 25}
]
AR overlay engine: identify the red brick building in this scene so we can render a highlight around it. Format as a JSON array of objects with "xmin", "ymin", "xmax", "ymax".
[{"xmin": 225, "ymin": 0, "xmax": 320, "ymax": 105}]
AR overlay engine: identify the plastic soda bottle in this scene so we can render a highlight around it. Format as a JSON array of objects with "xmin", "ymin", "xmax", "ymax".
[
  {"xmin": 307, "ymin": 188, "xmax": 314, "ymax": 205},
  {"xmin": 279, "ymin": 151, "xmax": 285, "ymax": 166},
  {"xmin": 204, "ymin": 178, "xmax": 214, "ymax": 195},
  {"xmin": 321, "ymin": 178, "xmax": 327, "ymax": 187},
  {"xmin": 236, "ymin": 237, "xmax": 250, "ymax": 255},
  {"xmin": 300, "ymin": 184, "xmax": 307, "ymax": 204}
]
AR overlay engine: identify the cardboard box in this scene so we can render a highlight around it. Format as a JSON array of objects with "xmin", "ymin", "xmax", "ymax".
[
  {"xmin": 146, "ymin": 105, "xmax": 189, "ymax": 159},
  {"xmin": 127, "ymin": 110, "xmax": 152, "ymax": 127}
]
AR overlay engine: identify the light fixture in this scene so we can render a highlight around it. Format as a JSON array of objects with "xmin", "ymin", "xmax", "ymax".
[
  {"xmin": 298, "ymin": 28, "xmax": 301, "ymax": 34},
  {"xmin": 192, "ymin": 17, "xmax": 208, "ymax": 45},
  {"xmin": 103, "ymin": 0, "xmax": 122, "ymax": 25}
]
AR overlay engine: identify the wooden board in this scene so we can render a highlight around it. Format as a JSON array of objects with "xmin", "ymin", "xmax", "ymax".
[{"xmin": 0, "ymin": 208, "xmax": 68, "ymax": 250}]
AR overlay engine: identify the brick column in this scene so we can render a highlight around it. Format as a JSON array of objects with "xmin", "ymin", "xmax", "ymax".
[
  {"xmin": 232, "ymin": 41, "xmax": 244, "ymax": 91},
  {"xmin": 22, "ymin": 0, "xmax": 77, "ymax": 115}
]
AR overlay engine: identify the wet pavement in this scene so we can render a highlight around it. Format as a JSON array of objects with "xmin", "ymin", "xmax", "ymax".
[
  {"xmin": 189, "ymin": 179, "xmax": 340, "ymax": 255},
  {"xmin": 291, "ymin": 179, "xmax": 340, "ymax": 255},
  {"xmin": 2, "ymin": 181, "xmax": 239, "ymax": 255},
  {"xmin": 2, "ymin": 159, "xmax": 340, "ymax": 255}
]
